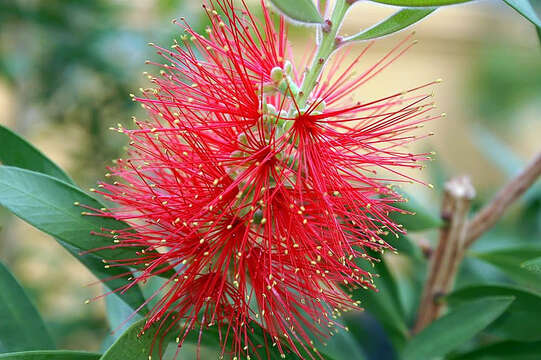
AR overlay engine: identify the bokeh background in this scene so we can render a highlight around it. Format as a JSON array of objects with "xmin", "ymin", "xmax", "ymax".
[{"xmin": 0, "ymin": 0, "xmax": 540, "ymax": 356}]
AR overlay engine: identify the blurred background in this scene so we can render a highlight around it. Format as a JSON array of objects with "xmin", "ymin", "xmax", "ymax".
[{"xmin": 0, "ymin": 0, "xmax": 540, "ymax": 356}]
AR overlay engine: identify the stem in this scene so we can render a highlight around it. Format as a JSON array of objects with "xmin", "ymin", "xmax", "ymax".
[
  {"xmin": 465, "ymin": 151, "xmax": 541, "ymax": 247},
  {"xmin": 414, "ymin": 176, "xmax": 475, "ymax": 333},
  {"xmin": 297, "ymin": 0, "xmax": 350, "ymax": 108}
]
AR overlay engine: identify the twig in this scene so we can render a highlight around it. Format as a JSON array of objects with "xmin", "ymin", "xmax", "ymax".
[
  {"xmin": 413, "ymin": 176, "xmax": 475, "ymax": 333},
  {"xmin": 465, "ymin": 151, "xmax": 541, "ymax": 247}
]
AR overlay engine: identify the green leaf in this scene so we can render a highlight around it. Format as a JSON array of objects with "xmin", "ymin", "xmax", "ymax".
[
  {"xmin": 0, "ymin": 165, "xmax": 150, "ymax": 263},
  {"xmin": 101, "ymin": 317, "xmax": 335, "ymax": 360},
  {"xmin": 345, "ymin": 8, "xmax": 435, "ymax": 42},
  {"xmin": 446, "ymin": 284, "xmax": 541, "ymax": 341},
  {"xmin": 470, "ymin": 246, "xmax": 541, "ymax": 288},
  {"xmin": 369, "ymin": 0, "xmax": 473, "ymax": 6},
  {"xmin": 105, "ymin": 291, "xmax": 143, "ymax": 339},
  {"xmin": 347, "ymin": 251, "xmax": 408, "ymax": 349},
  {"xmin": 0, "ymin": 125, "xmax": 73, "ymax": 185},
  {"xmin": 0, "ymin": 166, "xmax": 156, "ymax": 313},
  {"xmin": 449, "ymin": 340, "xmax": 541, "ymax": 360},
  {"xmin": 522, "ymin": 256, "xmax": 541, "ymax": 274},
  {"xmin": 402, "ymin": 296, "xmax": 514, "ymax": 360},
  {"xmin": 0, "ymin": 262, "xmax": 55, "ymax": 352},
  {"xmin": 503, "ymin": 0, "xmax": 541, "ymax": 28},
  {"xmin": 390, "ymin": 189, "xmax": 443, "ymax": 231},
  {"xmin": 0, "ymin": 128, "xmax": 148, "ymax": 314},
  {"xmin": 0, "ymin": 351, "xmax": 101, "ymax": 360},
  {"xmin": 268, "ymin": 0, "xmax": 323, "ymax": 24}
]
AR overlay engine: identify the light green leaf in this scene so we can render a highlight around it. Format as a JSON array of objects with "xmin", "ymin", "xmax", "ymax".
[
  {"xmin": 268, "ymin": 0, "xmax": 323, "ymax": 24},
  {"xmin": 105, "ymin": 292, "xmax": 143, "ymax": 339},
  {"xmin": 390, "ymin": 189, "xmax": 443, "ymax": 231},
  {"xmin": 0, "ymin": 351, "xmax": 100, "ymax": 360},
  {"xmin": 402, "ymin": 296, "xmax": 514, "ymax": 360},
  {"xmin": 346, "ymin": 8, "xmax": 435, "ymax": 42},
  {"xmin": 0, "ymin": 125, "xmax": 73, "ymax": 185},
  {"xmin": 470, "ymin": 246, "xmax": 541, "ymax": 288},
  {"xmin": 503, "ymin": 0, "xmax": 541, "ymax": 27},
  {"xmin": 448, "ymin": 340, "xmax": 541, "ymax": 360},
  {"xmin": 521, "ymin": 256, "xmax": 541, "ymax": 273},
  {"xmin": 369, "ymin": 0, "xmax": 472, "ymax": 6},
  {"xmin": 0, "ymin": 262, "xmax": 55, "ymax": 352},
  {"xmin": 447, "ymin": 284, "xmax": 541, "ymax": 341}
]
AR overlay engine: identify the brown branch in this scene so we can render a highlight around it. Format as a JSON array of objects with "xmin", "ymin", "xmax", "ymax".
[
  {"xmin": 465, "ymin": 151, "xmax": 541, "ymax": 248},
  {"xmin": 413, "ymin": 176, "xmax": 475, "ymax": 333}
]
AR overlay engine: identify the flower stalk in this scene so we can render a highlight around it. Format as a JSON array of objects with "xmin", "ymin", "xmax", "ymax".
[{"xmin": 297, "ymin": 0, "xmax": 350, "ymax": 107}]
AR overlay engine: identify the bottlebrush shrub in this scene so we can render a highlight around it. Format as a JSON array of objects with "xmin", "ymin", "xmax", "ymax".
[{"xmin": 88, "ymin": 0, "xmax": 441, "ymax": 359}]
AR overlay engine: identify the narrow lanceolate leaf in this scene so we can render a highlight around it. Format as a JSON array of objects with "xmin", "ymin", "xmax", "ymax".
[
  {"xmin": 471, "ymin": 246, "xmax": 541, "ymax": 289},
  {"xmin": 448, "ymin": 340, "xmax": 541, "ymax": 360},
  {"xmin": 347, "ymin": 251, "xmax": 408, "ymax": 349},
  {"xmin": 268, "ymin": 0, "xmax": 323, "ymax": 24},
  {"xmin": 447, "ymin": 284, "xmax": 541, "ymax": 342},
  {"xmin": 0, "ymin": 125, "xmax": 73, "ymax": 184},
  {"xmin": 0, "ymin": 126, "xmax": 147, "ymax": 313},
  {"xmin": 101, "ymin": 317, "xmax": 336, "ymax": 360},
  {"xmin": 369, "ymin": 0, "xmax": 473, "ymax": 6},
  {"xmin": 503, "ymin": 0, "xmax": 541, "ymax": 28},
  {"xmin": 105, "ymin": 290, "xmax": 143, "ymax": 338},
  {"xmin": 402, "ymin": 296, "xmax": 514, "ymax": 360},
  {"xmin": 0, "ymin": 262, "xmax": 55, "ymax": 352},
  {"xmin": 0, "ymin": 166, "xmax": 147, "ymax": 262},
  {"xmin": 0, "ymin": 351, "xmax": 101, "ymax": 360},
  {"xmin": 522, "ymin": 256, "xmax": 541, "ymax": 274},
  {"xmin": 345, "ymin": 8, "xmax": 435, "ymax": 42}
]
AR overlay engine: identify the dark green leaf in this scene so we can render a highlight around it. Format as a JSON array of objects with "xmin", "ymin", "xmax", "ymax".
[
  {"xmin": 0, "ymin": 351, "xmax": 100, "ymax": 360},
  {"xmin": 0, "ymin": 165, "xmax": 150, "ymax": 262},
  {"xmin": 0, "ymin": 262, "xmax": 55, "ymax": 352},
  {"xmin": 402, "ymin": 296, "xmax": 514, "ymax": 360},
  {"xmin": 503, "ymin": 0, "xmax": 541, "ymax": 27},
  {"xmin": 390, "ymin": 189, "xmax": 443, "ymax": 231},
  {"xmin": 449, "ymin": 340, "xmax": 541, "ymax": 360},
  {"xmin": 0, "ymin": 129, "xmax": 148, "ymax": 314},
  {"xmin": 0, "ymin": 166, "xmax": 161, "ymax": 313},
  {"xmin": 470, "ymin": 246, "xmax": 541, "ymax": 288},
  {"xmin": 369, "ymin": 0, "xmax": 472, "ymax": 6},
  {"xmin": 346, "ymin": 8, "xmax": 435, "ymax": 42},
  {"xmin": 0, "ymin": 125, "xmax": 73, "ymax": 185},
  {"xmin": 268, "ymin": 0, "xmax": 323, "ymax": 24},
  {"xmin": 100, "ymin": 317, "xmax": 335, "ymax": 360},
  {"xmin": 521, "ymin": 256, "xmax": 541, "ymax": 274},
  {"xmin": 347, "ymin": 251, "xmax": 408, "ymax": 349},
  {"xmin": 446, "ymin": 284, "xmax": 541, "ymax": 341}
]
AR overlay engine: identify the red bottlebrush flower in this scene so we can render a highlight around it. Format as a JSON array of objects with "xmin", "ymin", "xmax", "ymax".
[{"xmin": 91, "ymin": 1, "xmax": 441, "ymax": 359}]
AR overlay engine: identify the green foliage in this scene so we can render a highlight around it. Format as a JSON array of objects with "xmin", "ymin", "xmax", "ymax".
[
  {"xmin": 390, "ymin": 189, "xmax": 443, "ymax": 231},
  {"xmin": 471, "ymin": 246, "xmax": 541, "ymax": 289},
  {"xmin": 0, "ymin": 351, "xmax": 100, "ymax": 360},
  {"xmin": 369, "ymin": 0, "xmax": 472, "ymax": 6},
  {"xmin": 402, "ymin": 297, "xmax": 515, "ymax": 360},
  {"xmin": 345, "ymin": 9, "xmax": 436, "ymax": 42},
  {"xmin": 449, "ymin": 340, "xmax": 541, "ymax": 360},
  {"xmin": 0, "ymin": 125, "xmax": 73, "ymax": 185},
  {"xmin": 268, "ymin": 0, "xmax": 323, "ymax": 24},
  {"xmin": 503, "ymin": 0, "xmax": 541, "ymax": 28},
  {"xmin": 447, "ymin": 284, "xmax": 541, "ymax": 341},
  {"xmin": 0, "ymin": 262, "xmax": 55, "ymax": 352},
  {"xmin": 521, "ymin": 256, "xmax": 541, "ymax": 273}
]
